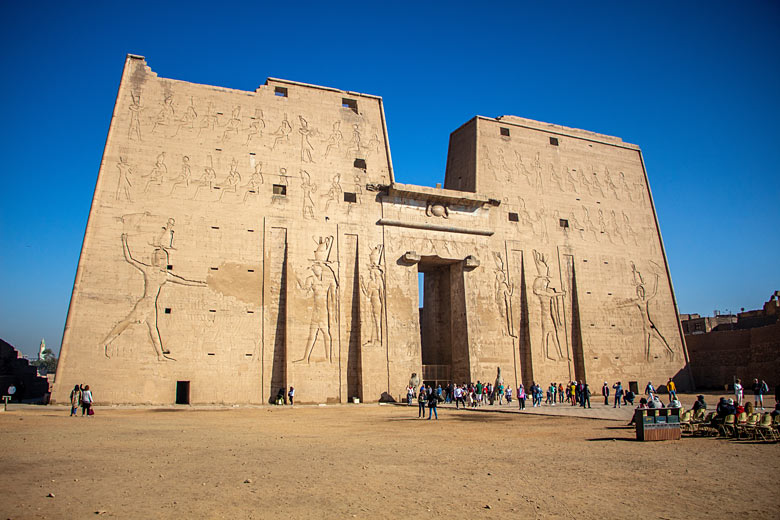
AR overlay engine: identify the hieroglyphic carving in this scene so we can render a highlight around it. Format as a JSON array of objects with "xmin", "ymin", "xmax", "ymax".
[
  {"xmin": 295, "ymin": 236, "xmax": 338, "ymax": 363},
  {"xmin": 128, "ymin": 92, "xmax": 143, "ymax": 141},
  {"xmin": 531, "ymin": 152, "xmax": 544, "ymax": 192},
  {"xmin": 115, "ymin": 155, "xmax": 134, "ymax": 201},
  {"xmin": 532, "ymin": 250, "xmax": 567, "ymax": 362},
  {"xmin": 103, "ymin": 221, "xmax": 206, "ymax": 361},
  {"xmin": 144, "ymin": 152, "xmax": 167, "ymax": 193},
  {"xmin": 152, "ymin": 95, "xmax": 175, "ymax": 134},
  {"xmin": 218, "ymin": 158, "xmax": 241, "ymax": 200},
  {"xmin": 243, "ymin": 162, "xmax": 264, "ymax": 202},
  {"xmin": 582, "ymin": 206, "xmax": 599, "ymax": 241},
  {"xmin": 221, "ymin": 105, "xmax": 242, "ymax": 142},
  {"xmin": 194, "ymin": 155, "xmax": 217, "ymax": 199},
  {"xmin": 298, "ymin": 116, "xmax": 315, "ymax": 163},
  {"xmin": 425, "ymin": 202, "xmax": 449, "ymax": 219},
  {"xmin": 324, "ymin": 121, "xmax": 342, "ymax": 158},
  {"xmin": 245, "ymin": 109, "xmax": 265, "ymax": 145},
  {"xmin": 346, "ymin": 123, "xmax": 361, "ymax": 156},
  {"xmin": 493, "ymin": 252, "xmax": 515, "ymax": 337},
  {"xmin": 604, "ymin": 167, "xmax": 619, "ymax": 199},
  {"xmin": 301, "ymin": 170, "xmax": 317, "ymax": 219},
  {"xmin": 360, "ymin": 245, "xmax": 385, "ymax": 347},
  {"xmin": 549, "ymin": 162, "xmax": 564, "ymax": 191},
  {"xmin": 170, "ymin": 156, "xmax": 191, "ymax": 194},
  {"xmin": 618, "ymin": 262, "xmax": 675, "ymax": 361},
  {"xmin": 324, "ymin": 173, "xmax": 342, "ymax": 211},
  {"xmin": 622, "ymin": 211, "xmax": 638, "ymax": 245},
  {"xmin": 198, "ymin": 102, "xmax": 219, "ymax": 136},
  {"xmin": 271, "ymin": 113, "xmax": 292, "ymax": 150}
]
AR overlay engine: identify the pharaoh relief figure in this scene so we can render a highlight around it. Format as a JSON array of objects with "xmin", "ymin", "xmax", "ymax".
[
  {"xmin": 360, "ymin": 245, "xmax": 385, "ymax": 348},
  {"xmin": 618, "ymin": 262, "xmax": 675, "ymax": 362},
  {"xmin": 102, "ymin": 221, "xmax": 206, "ymax": 361},
  {"xmin": 492, "ymin": 252, "xmax": 516, "ymax": 338},
  {"xmin": 532, "ymin": 250, "xmax": 568, "ymax": 362},
  {"xmin": 295, "ymin": 237, "xmax": 338, "ymax": 363}
]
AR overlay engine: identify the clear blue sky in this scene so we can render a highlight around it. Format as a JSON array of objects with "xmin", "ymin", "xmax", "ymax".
[{"xmin": 1, "ymin": 1, "xmax": 778, "ymax": 358}]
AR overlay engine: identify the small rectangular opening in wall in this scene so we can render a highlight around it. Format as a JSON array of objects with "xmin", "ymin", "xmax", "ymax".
[
  {"xmin": 247, "ymin": 310, "xmax": 254, "ymax": 314},
  {"xmin": 164, "ymin": 308, "xmax": 171, "ymax": 314},
  {"xmin": 583, "ymin": 259, "xmax": 588, "ymax": 262},
  {"xmin": 273, "ymin": 184, "xmax": 287, "ymax": 196},
  {"xmin": 549, "ymin": 137, "xmax": 559, "ymax": 146},
  {"xmin": 166, "ymin": 264, "xmax": 173, "ymax": 270},
  {"xmin": 353, "ymin": 158, "xmax": 367, "ymax": 170},
  {"xmin": 586, "ymin": 291, "xmax": 591, "ymax": 294},
  {"xmin": 211, "ymin": 226, "xmax": 220, "ymax": 230},
  {"xmin": 559, "ymin": 219, "xmax": 569, "ymax": 228},
  {"xmin": 604, "ymin": 261, "xmax": 609, "ymax": 264},
  {"xmin": 247, "ymin": 269, "xmax": 255, "ymax": 272},
  {"xmin": 608, "ymin": 292, "xmax": 612, "ymax": 295},
  {"xmin": 500, "ymin": 127, "xmax": 510, "ymax": 137},
  {"xmin": 245, "ymin": 353, "xmax": 253, "ymax": 356},
  {"xmin": 274, "ymin": 86, "xmax": 288, "ymax": 97},
  {"xmin": 247, "ymin": 229, "xmax": 254, "ymax": 232},
  {"xmin": 344, "ymin": 192, "xmax": 357, "ymax": 203},
  {"xmin": 175, "ymin": 381, "xmax": 190, "ymax": 405},
  {"xmin": 249, "ymin": 152, "xmax": 256, "ymax": 156},
  {"xmin": 215, "ymin": 148, "xmax": 222, "ymax": 151},
  {"xmin": 209, "ymin": 309, "xmax": 216, "ymax": 313},
  {"xmin": 508, "ymin": 212, "xmax": 519, "ymax": 222},
  {"xmin": 210, "ymin": 267, "xmax": 219, "ymax": 271},
  {"xmin": 342, "ymin": 98, "xmax": 358, "ymax": 113}
]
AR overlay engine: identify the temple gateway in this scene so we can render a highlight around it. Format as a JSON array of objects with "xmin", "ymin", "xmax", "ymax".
[{"xmin": 52, "ymin": 55, "xmax": 692, "ymax": 405}]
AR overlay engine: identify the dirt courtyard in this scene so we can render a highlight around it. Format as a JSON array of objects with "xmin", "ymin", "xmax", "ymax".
[{"xmin": 1, "ymin": 403, "xmax": 778, "ymax": 519}]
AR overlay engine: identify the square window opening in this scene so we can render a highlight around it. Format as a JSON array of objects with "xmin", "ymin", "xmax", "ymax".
[
  {"xmin": 274, "ymin": 86, "xmax": 288, "ymax": 97},
  {"xmin": 344, "ymin": 192, "xmax": 357, "ymax": 203},
  {"xmin": 164, "ymin": 308, "xmax": 172, "ymax": 314},
  {"xmin": 353, "ymin": 158, "xmax": 367, "ymax": 170},
  {"xmin": 342, "ymin": 98, "xmax": 358, "ymax": 113},
  {"xmin": 500, "ymin": 127, "xmax": 510, "ymax": 137},
  {"xmin": 508, "ymin": 212, "xmax": 519, "ymax": 222},
  {"xmin": 549, "ymin": 136, "xmax": 559, "ymax": 146},
  {"xmin": 559, "ymin": 219, "xmax": 569, "ymax": 228},
  {"xmin": 273, "ymin": 184, "xmax": 287, "ymax": 196},
  {"xmin": 166, "ymin": 264, "xmax": 173, "ymax": 270}
]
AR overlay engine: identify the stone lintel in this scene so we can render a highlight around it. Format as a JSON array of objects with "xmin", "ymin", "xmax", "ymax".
[
  {"xmin": 387, "ymin": 183, "xmax": 491, "ymax": 207},
  {"xmin": 377, "ymin": 219, "xmax": 494, "ymax": 236}
]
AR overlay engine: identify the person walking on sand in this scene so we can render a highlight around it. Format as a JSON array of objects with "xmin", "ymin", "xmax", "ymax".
[
  {"xmin": 81, "ymin": 385, "xmax": 93, "ymax": 416},
  {"xmin": 288, "ymin": 386, "xmax": 295, "ymax": 406},
  {"xmin": 518, "ymin": 384, "xmax": 526, "ymax": 410},
  {"xmin": 601, "ymin": 382, "xmax": 609, "ymax": 406},
  {"xmin": 645, "ymin": 381, "xmax": 655, "ymax": 400},
  {"xmin": 69, "ymin": 385, "xmax": 82, "ymax": 417},
  {"xmin": 753, "ymin": 378, "xmax": 767, "ymax": 410},
  {"xmin": 581, "ymin": 383, "xmax": 591, "ymax": 408},
  {"xmin": 418, "ymin": 386, "xmax": 428, "ymax": 418}
]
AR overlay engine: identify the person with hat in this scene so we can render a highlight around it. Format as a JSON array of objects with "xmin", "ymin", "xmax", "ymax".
[{"xmin": 692, "ymin": 395, "xmax": 707, "ymax": 412}]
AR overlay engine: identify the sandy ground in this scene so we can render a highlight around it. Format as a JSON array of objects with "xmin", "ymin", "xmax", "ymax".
[{"xmin": 1, "ymin": 397, "xmax": 778, "ymax": 519}]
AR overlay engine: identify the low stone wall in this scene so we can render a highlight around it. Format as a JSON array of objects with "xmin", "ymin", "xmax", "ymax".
[{"xmin": 686, "ymin": 323, "xmax": 780, "ymax": 391}]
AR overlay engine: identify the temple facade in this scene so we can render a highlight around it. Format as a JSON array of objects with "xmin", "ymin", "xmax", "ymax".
[{"xmin": 52, "ymin": 55, "xmax": 692, "ymax": 405}]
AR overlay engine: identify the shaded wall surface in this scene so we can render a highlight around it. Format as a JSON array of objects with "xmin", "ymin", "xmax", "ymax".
[
  {"xmin": 686, "ymin": 323, "xmax": 780, "ymax": 390},
  {"xmin": 0, "ymin": 339, "xmax": 50, "ymax": 402}
]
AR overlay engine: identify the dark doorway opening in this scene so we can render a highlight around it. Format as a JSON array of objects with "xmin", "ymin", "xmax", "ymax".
[
  {"xmin": 175, "ymin": 381, "xmax": 190, "ymax": 405},
  {"xmin": 418, "ymin": 258, "xmax": 469, "ymax": 387}
]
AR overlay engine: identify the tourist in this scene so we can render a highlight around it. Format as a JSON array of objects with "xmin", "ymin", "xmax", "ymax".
[
  {"xmin": 648, "ymin": 395, "xmax": 664, "ymax": 409},
  {"xmin": 581, "ymin": 383, "xmax": 591, "ymax": 408},
  {"xmin": 734, "ymin": 379, "xmax": 743, "ymax": 406},
  {"xmin": 624, "ymin": 389, "xmax": 635, "ymax": 406},
  {"xmin": 667, "ymin": 378, "xmax": 677, "ymax": 402},
  {"xmin": 638, "ymin": 397, "xmax": 648, "ymax": 409},
  {"xmin": 558, "ymin": 383, "xmax": 564, "ymax": 403},
  {"xmin": 770, "ymin": 402, "xmax": 780, "ymax": 419},
  {"xmin": 570, "ymin": 381, "xmax": 577, "ymax": 406},
  {"xmin": 81, "ymin": 385, "xmax": 93, "ymax": 416},
  {"xmin": 645, "ymin": 381, "xmax": 655, "ymax": 399},
  {"xmin": 428, "ymin": 386, "xmax": 438, "ymax": 420},
  {"xmin": 601, "ymin": 382, "xmax": 609, "ymax": 406},
  {"xmin": 753, "ymin": 378, "xmax": 767, "ymax": 410},
  {"xmin": 418, "ymin": 386, "xmax": 427, "ymax": 418},
  {"xmin": 69, "ymin": 384, "xmax": 81, "ymax": 417},
  {"xmin": 716, "ymin": 398, "xmax": 736, "ymax": 419},
  {"xmin": 276, "ymin": 387, "xmax": 286, "ymax": 405},
  {"xmin": 692, "ymin": 395, "xmax": 707, "ymax": 412},
  {"xmin": 453, "ymin": 385, "xmax": 462, "ymax": 409},
  {"xmin": 518, "ymin": 384, "xmax": 526, "ymax": 410},
  {"xmin": 743, "ymin": 402, "xmax": 752, "ymax": 416},
  {"xmin": 288, "ymin": 386, "xmax": 295, "ymax": 406},
  {"xmin": 545, "ymin": 385, "xmax": 552, "ymax": 405},
  {"xmin": 407, "ymin": 384, "xmax": 415, "ymax": 406},
  {"xmin": 668, "ymin": 398, "xmax": 682, "ymax": 409},
  {"xmin": 612, "ymin": 381, "xmax": 623, "ymax": 408},
  {"xmin": 497, "ymin": 382, "xmax": 505, "ymax": 405}
]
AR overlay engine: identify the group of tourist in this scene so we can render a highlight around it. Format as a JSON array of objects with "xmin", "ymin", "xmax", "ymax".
[
  {"xmin": 732, "ymin": 378, "xmax": 770, "ymax": 409},
  {"xmin": 68, "ymin": 384, "xmax": 94, "ymax": 416}
]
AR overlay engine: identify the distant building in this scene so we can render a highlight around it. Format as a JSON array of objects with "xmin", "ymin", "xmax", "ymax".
[
  {"xmin": 685, "ymin": 292, "xmax": 780, "ymax": 390},
  {"xmin": 0, "ymin": 338, "xmax": 51, "ymax": 403}
]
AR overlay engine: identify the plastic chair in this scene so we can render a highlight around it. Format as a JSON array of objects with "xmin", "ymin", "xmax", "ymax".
[
  {"xmin": 756, "ymin": 414, "xmax": 778, "ymax": 441},
  {"xmin": 719, "ymin": 414, "xmax": 736, "ymax": 437}
]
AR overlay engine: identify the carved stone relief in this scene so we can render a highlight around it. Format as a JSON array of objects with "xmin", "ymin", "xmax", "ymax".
[
  {"xmin": 294, "ymin": 236, "xmax": 338, "ymax": 363},
  {"xmin": 532, "ymin": 250, "xmax": 568, "ymax": 362},
  {"xmin": 361, "ymin": 245, "xmax": 385, "ymax": 348}
]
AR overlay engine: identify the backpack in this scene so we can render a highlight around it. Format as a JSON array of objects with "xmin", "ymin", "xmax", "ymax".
[{"xmin": 761, "ymin": 382, "xmax": 769, "ymax": 394}]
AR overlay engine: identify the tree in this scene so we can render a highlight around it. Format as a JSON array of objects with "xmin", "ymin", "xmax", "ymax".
[{"xmin": 32, "ymin": 349, "xmax": 58, "ymax": 374}]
